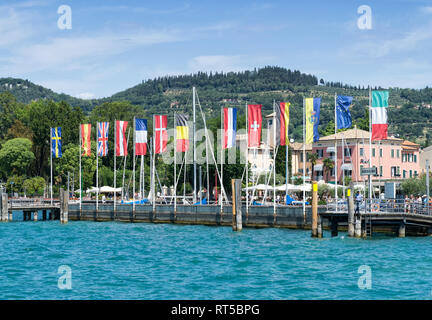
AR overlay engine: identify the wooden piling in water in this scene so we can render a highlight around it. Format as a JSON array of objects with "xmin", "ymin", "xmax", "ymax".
[
  {"xmin": 1, "ymin": 193, "xmax": 8, "ymax": 222},
  {"xmin": 348, "ymin": 183, "xmax": 355, "ymax": 237},
  {"xmin": 232, "ymin": 179, "xmax": 242, "ymax": 231},
  {"xmin": 311, "ymin": 181, "xmax": 318, "ymax": 237},
  {"xmin": 60, "ymin": 188, "xmax": 69, "ymax": 224},
  {"xmin": 398, "ymin": 223, "xmax": 406, "ymax": 237},
  {"xmin": 33, "ymin": 211, "xmax": 38, "ymax": 221},
  {"xmin": 331, "ymin": 219, "xmax": 338, "ymax": 237}
]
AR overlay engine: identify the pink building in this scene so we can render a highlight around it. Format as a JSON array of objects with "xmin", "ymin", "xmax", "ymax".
[{"xmin": 311, "ymin": 127, "xmax": 420, "ymax": 186}]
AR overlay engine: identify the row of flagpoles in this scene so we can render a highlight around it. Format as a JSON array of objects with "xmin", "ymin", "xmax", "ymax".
[{"xmin": 49, "ymin": 88, "xmax": 389, "ymax": 210}]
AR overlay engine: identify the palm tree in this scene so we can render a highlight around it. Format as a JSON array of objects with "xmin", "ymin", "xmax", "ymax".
[
  {"xmin": 323, "ymin": 157, "xmax": 335, "ymax": 183},
  {"xmin": 308, "ymin": 152, "xmax": 318, "ymax": 180}
]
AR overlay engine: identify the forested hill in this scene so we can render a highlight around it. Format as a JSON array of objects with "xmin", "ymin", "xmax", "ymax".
[
  {"xmin": 1, "ymin": 66, "xmax": 432, "ymax": 145},
  {"xmin": 0, "ymin": 78, "xmax": 95, "ymax": 112}
]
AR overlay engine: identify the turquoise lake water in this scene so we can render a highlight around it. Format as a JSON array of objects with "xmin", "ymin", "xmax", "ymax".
[{"xmin": 0, "ymin": 220, "xmax": 431, "ymax": 300}]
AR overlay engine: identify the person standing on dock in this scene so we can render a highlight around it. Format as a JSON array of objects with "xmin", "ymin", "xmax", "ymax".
[{"xmin": 355, "ymin": 191, "xmax": 363, "ymax": 215}]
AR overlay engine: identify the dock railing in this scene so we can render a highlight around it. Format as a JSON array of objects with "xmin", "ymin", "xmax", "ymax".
[{"xmin": 327, "ymin": 198, "xmax": 432, "ymax": 215}]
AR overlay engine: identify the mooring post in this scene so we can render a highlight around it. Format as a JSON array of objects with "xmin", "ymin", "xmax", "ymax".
[
  {"xmin": 348, "ymin": 182, "xmax": 355, "ymax": 237},
  {"xmin": 1, "ymin": 193, "xmax": 8, "ymax": 222},
  {"xmin": 331, "ymin": 218, "xmax": 338, "ymax": 237},
  {"xmin": 398, "ymin": 222, "xmax": 406, "ymax": 238},
  {"xmin": 231, "ymin": 179, "xmax": 242, "ymax": 232},
  {"xmin": 317, "ymin": 214, "xmax": 323, "ymax": 238},
  {"xmin": 311, "ymin": 181, "xmax": 318, "ymax": 237},
  {"xmin": 60, "ymin": 188, "xmax": 69, "ymax": 224}
]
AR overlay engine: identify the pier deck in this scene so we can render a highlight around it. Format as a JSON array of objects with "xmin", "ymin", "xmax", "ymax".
[{"xmin": 320, "ymin": 211, "xmax": 432, "ymax": 237}]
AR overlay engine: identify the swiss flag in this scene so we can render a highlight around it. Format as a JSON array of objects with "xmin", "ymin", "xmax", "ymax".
[{"xmin": 248, "ymin": 104, "xmax": 262, "ymax": 148}]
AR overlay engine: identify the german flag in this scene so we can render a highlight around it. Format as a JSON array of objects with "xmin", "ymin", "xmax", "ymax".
[{"xmin": 175, "ymin": 114, "xmax": 189, "ymax": 152}]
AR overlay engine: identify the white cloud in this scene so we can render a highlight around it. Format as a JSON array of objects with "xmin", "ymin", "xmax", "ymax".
[
  {"xmin": 188, "ymin": 55, "xmax": 275, "ymax": 73},
  {"xmin": 341, "ymin": 21, "xmax": 432, "ymax": 59},
  {"xmin": 421, "ymin": 6, "xmax": 432, "ymax": 14},
  {"xmin": 75, "ymin": 92, "xmax": 95, "ymax": 100},
  {"xmin": 2, "ymin": 29, "xmax": 185, "ymax": 75},
  {"xmin": 0, "ymin": 8, "xmax": 35, "ymax": 47}
]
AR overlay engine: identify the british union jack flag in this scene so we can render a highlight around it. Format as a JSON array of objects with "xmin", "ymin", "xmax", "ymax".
[{"xmin": 97, "ymin": 122, "xmax": 109, "ymax": 156}]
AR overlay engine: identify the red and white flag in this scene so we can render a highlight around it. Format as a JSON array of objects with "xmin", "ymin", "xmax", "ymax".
[
  {"xmin": 116, "ymin": 120, "xmax": 128, "ymax": 156},
  {"xmin": 154, "ymin": 115, "xmax": 168, "ymax": 154},
  {"xmin": 248, "ymin": 104, "xmax": 262, "ymax": 148}
]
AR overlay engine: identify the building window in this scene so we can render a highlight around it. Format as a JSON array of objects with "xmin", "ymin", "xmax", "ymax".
[
  {"xmin": 379, "ymin": 166, "xmax": 383, "ymax": 177},
  {"xmin": 360, "ymin": 148, "xmax": 364, "ymax": 156},
  {"xmin": 316, "ymin": 149, "xmax": 323, "ymax": 158},
  {"xmin": 403, "ymin": 170, "xmax": 406, "ymax": 178},
  {"xmin": 402, "ymin": 154, "xmax": 406, "ymax": 162},
  {"xmin": 391, "ymin": 149, "xmax": 394, "ymax": 158},
  {"xmin": 344, "ymin": 148, "xmax": 351, "ymax": 157},
  {"xmin": 397, "ymin": 150, "xmax": 400, "ymax": 158},
  {"xmin": 380, "ymin": 149, "xmax": 383, "ymax": 157},
  {"xmin": 300, "ymin": 153, "xmax": 303, "ymax": 162},
  {"xmin": 410, "ymin": 170, "xmax": 412, "ymax": 178},
  {"xmin": 414, "ymin": 154, "xmax": 417, "ymax": 163},
  {"xmin": 409, "ymin": 154, "xmax": 413, "ymax": 162},
  {"xmin": 414, "ymin": 171, "xmax": 418, "ymax": 177},
  {"xmin": 372, "ymin": 148, "xmax": 375, "ymax": 157}
]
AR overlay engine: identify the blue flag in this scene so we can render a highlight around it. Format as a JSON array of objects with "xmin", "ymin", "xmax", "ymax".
[
  {"xmin": 51, "ymin": 127, "xmax": 62, "ymax": 158},
  {"xmin": 336, "ymin": 96, "xmax": 353, "ymax": 130}
]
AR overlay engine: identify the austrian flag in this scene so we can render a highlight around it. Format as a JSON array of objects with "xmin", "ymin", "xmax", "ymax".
[{"xmin": 116, "ymin": 120, "xmax": 128, "ymax": 156}]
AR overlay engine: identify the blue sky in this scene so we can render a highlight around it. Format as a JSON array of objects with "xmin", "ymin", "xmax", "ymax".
[{"xmin": 1, "ymin": 0, "xmax": 432, "ymax": 99}]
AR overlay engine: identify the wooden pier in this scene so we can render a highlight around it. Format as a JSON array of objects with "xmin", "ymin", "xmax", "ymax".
[
  {"xmin": 0, "ymin": 189, "xmax": 69, "ymax": 223},
  {"xmin": 319, "ymin": 211, "xmax": 432, "ymax": 237}
]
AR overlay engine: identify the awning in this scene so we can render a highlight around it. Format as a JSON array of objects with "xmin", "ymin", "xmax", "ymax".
[
  {"xmin": 314, "ymin": 164, "xmax": 323, "ymax": 171},
  {"xmin": 326, "ymin": 147, "xmax": 335, "ymax": 153},
  {"xmin": 341, "ymin": 163, "xmax": 353, "ymax": 170}
]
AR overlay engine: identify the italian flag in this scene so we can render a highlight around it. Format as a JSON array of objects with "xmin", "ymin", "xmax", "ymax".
[{"xmin": 371, "ymin": 90, "xmax": 389, "ymax": 141}]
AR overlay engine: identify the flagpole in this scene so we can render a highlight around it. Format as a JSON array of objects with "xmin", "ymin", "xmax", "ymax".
[
  {"xmin": 50, "ymin": 128, "xmax": 53, "ymax": 205},
  {"xmin": 303, "ymin": 98, "xmax": 306, "ymax": 221},
  {"xmin": 96, "ymin": 123, "xmax": 99, "ymax": 211},
  {"xmin": 335, "ymin": 93, "xmax": 338, "ymax": 213},
  {"xmin": 205, "ymin": 125, "xmax": 210, "ymax": 203},
  {"xmin": 133, "ymin": 117, "xmax": 136, "ymax": 212},
  {"xmin": 122, "ymin": 128, "xmax": 130, "ymax": 201},
  {"xmin": 114, "ymin": 120, "xmax": 117, "ymax": 213},
  {"xmin": 193, "ymin": 87, "xmax": 197, "ymax": 204},
  {"xmin": 174, "ymin": 112, "xmax": 177, "ymax": 212},
  {"xmin": 245, "ymin": 103, "xmax": 249, "ymax": 217},
  {"xmin": 139, "ymin": 154, "xmax": 142, "ymax": 199},
  {"xmin": 143, "ymin": 155, "xmax": 145, "ymax": 199},
  {"xmin": 152, "ymin": 116, "xmax": 156, "ymax": 211},
  {"xmin": 140, "ymin": 155, "xmax": 144, "ymax": 199},
  {"xmin": 273, "ymin": 100, "xmax": 276, "ymax": 215},
  {"xmin": 368, "ymin": 87, "xmax": 372, "ymax": 209},
  {"xmin": 79, "ymin": 125, "xmax": 82, "ymax": 211},
  {"xmin": 220, "ymin": 106, "xmax": 223, "ymax": 211},
  {"xmin": 285, "ymin": 103, "xmax": 289, "ymax": 202}
]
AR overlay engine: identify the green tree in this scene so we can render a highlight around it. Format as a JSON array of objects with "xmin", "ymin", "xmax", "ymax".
[
  {"xmin": 19, "ymin": 100, "xmax": 84, "ymax": 177},
  {"xmin": 23, "ymin": 176, "xmax": 46, "ymax": 195},
  {"xmin": 55, "ymin": 143, "xmax": 97, "ymax": 191},
  {"xmin": 308, "ymin": 152, "xmax": 318, "ymax": 179},
  {"xmin": 323, "ymin": 157, "xmax": 334, "ymax": 183},
  {"xmin": 0, "ymin": 138, "xmax": 35, "ymax": 177}
]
